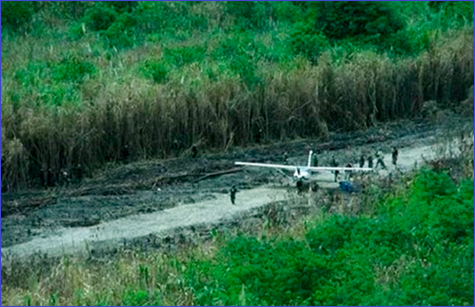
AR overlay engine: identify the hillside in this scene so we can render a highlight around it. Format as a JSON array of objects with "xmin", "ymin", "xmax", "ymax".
[{"xmin": 1, "ymin": 1, "xmax": 474, "ymax": 190}]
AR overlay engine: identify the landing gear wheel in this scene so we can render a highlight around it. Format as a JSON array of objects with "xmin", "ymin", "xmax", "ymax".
[{"xmin": 311, "ymin": 182, "xmax": 319, "ymax": 192}]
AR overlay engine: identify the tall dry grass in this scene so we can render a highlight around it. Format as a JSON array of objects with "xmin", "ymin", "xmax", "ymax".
[{"xmin": 1, "ymin": 31, "xmax": 473, "ymax": 190}]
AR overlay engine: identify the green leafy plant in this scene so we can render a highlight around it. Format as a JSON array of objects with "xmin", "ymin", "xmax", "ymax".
[
  {"xmin": 82, "ymin": 3, "xmax": 118, "ymax": 32},
  {"xmin": 140, "ymin": 59, "xmax": 170, "ymax": 84},
  {"xmin": 52, "ymin": 55, "xmax": 96, "ymax": 83}
]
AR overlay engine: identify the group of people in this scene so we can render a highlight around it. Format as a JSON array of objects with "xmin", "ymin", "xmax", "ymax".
[
  {"xmin": 313, "ymin": 147, "xmax": 400, "ymax": 182},
  {"xmin": 230, "ymin": 147, "xmax": 400, "ymax": 204}
]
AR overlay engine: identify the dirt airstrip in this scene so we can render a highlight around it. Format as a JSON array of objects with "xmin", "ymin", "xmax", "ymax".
[{"xmin": 1, "ymin": 117, "xmax": 471, "ymax": 261}]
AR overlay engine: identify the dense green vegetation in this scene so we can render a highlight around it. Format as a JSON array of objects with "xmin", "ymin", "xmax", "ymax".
[
  {"xmin": 2, "ymin": 155, "xmax": 474, "ymax": 305},
  {"xmin": 1, "ymin": 1, "xmax": 474, "ymax": 190},
  {"xmin": 187, "ymin": 171, "xmax": 474, "ymax": 306}
]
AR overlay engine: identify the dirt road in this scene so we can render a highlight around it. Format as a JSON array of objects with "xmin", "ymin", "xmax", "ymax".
[{"xmin": 1, "ymin": 118, "xmax": 470, "ymax": 260}]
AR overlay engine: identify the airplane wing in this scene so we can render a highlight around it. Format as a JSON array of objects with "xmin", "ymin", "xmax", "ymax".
[
  {"xmin": 235, "ymin": 162, "xmax": 372, "ymax": 172},
  {"xmin": 235, "ymin": 162, "xmax": 298, "ymax": 171},
  {"xmin": 307, "ymin": 166, "xmax": 373, "ymax": 172}
]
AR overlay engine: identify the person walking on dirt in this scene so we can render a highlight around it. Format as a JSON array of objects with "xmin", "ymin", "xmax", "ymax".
[
  {"xmin": 330, "ymin": 155, "xmax": 339, "ymax": 182},
  {"xmin": 392, "ymin": 147, "xmax": 398, "ymax": 166},
  {"xmin": 230, "ymin": 185, "xmax": 238, "ymax": 205},
  {"xmin": 375, "ymin": 150, "xmax": 386, "ymax": 170}
]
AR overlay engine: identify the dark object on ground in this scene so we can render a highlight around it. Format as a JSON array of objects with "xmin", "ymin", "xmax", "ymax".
[
  {"xmin": 191, "ymin": 145, "xmax": 198, "ymax": 158},
  {"xmin": 339, "ymin": 180, "xmax": 359, "ymax": 193}
]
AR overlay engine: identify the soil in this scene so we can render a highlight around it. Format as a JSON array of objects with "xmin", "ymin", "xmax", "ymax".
[{"xmin": 1, "ymin": 117, "xmax": 471, "ymax": 261}]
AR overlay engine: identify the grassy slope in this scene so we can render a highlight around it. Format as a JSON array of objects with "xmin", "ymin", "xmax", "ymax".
[
  {"xmin": 1, "ymin": 2, "xmax": 474, "ymax": 190},
  {"xmin": 2, "ymin": 1, "xmax": 474, "ymax": 190}
]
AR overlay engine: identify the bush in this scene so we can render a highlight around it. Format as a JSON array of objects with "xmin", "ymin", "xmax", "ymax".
[
  {"xmin": 52, "ymin": 55, "xmax": 96, "ymax": 83},
  {"xmin": 121, "ymin": 289, "xmax": 160, "ymax": 306},
  {"xmin": 105, "ymin": 1, "xmax": 138, "ymax": 14},
  {"xmin": 290, "ymin": 22, "xmax": 330, "ymax": 63},
  {"xmin": 315, "ymin": 1, "xmax": 404, "ymax": 40},
  {"xmin": 190, "ymin": 236, "xmax": 331, "ymax": 305},
  {"xmin": 103, "ymin": 12, "xmax": 137, "ymax": 48},
  {"xmin": 140, "ymin": 59, "xmax": 170, "ymax": 84},
  {"xmin": 225, "ymin": 1, "xmax": 271, "ymax": 30},
  {"xmin": 1, "ymin": 1, "xmax": 35, "ymax": 30},
  {"xmin": 163, "ymin": 45, "xmax": 206, "ymax": 67},
  {"xmin": 82, "ymin": 3, "xmax": 118, "ymax": 32},
  {"xmin": 306, "ymin": 215, "xmax": 358, "ymax": 254}
]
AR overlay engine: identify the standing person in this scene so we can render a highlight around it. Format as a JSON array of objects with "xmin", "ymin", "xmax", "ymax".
[
  {"xmin": 312, "ymin": 152, "xmax": 319, "ymax": 167},
  {"xmin": 283, "ymin": 152, "xmax": 289, "ymax": 164},
  {"xmin": 375, "ymin": 150, "xmax": 386, "ymax": 170},
  {"xmin": 392, "ymin": 147, "xmax": 398, "ymax": 167},
  {"xmin": 255, "ymin": 128, "xmax": 263, "ymax": 144},
  {"xmin": 230, "ymin": 185, "xmax": 238, "ymax": 205},
  {"xmin": 359, "ymin": 154, "xmax": 365, "ymax": 168},
  {"xmin": 330, "ymin": 155, "xmax": 339, "ymax": 182},
  {"xmin": 191, "ymin": 145, "xmax": 198, "ymax": 158},
  {"xmin": 367, "ymin": 154, "xmax": 374, "ymax": 168},
  {"xmin": 345, "ymin": 163, "xmax": 353, "ymax": 180}
]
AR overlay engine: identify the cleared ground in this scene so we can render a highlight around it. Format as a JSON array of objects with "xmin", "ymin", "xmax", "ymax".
[{"xmin": 1, "ymin": 117, "xmax": 470, "ymax": 261}]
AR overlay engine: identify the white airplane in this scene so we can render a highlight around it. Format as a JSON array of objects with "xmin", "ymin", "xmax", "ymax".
[{"xmin": 235, "ymin": 150, "xmax": 372, "ymax": 190}]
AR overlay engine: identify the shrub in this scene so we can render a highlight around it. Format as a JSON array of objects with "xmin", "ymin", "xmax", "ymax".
[
  {"xmin": 1, "ymin": 1, "xmax": 35, "ymax": 30},
  {"xmin": 225, "ymin": 1, "xmax": 270, "ymax": 30},
  {"xmin": 103, "ymin": 12, "xmax": 137, "ymax": 48},
  {"xmin": 190, "ymin": 236, "xmax": 331, "ymax": 305},
  {"xmin": 140, "ymin": 59, "xmax": 170, "ymax": 84},
  {"xmin": 290, "ymin": 22, "xmax": 330, "ymax": 63},
  {"xmin": 163, "ymin": 45, "xmax": 206, "ymax": 67},
  {"xmin": 105, "ymin": 1, "xmax": 138, "ymax": 14},
  {"xmin": 315, "ymin": 1, "xmax": 404, "ymax": 40},
  {"xmin": 306, "ymin": 215, "xmax": 358, "ymax": 254},
  {"xmin": 52, "ymin": 55, "xmax": 96, "ymax": 83},
  {"xmin": 82, "ymin": 3, "xmax": 118, "ymax": 32}
]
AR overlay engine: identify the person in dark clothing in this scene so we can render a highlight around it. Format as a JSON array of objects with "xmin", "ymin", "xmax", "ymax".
[
  {"xmin": 191, "ymin": 145, "xmax": 198, "ymax": 158},
  {"xmin": 230, "ymin": 185, "xmax": 238, "ymax": 205},
  {"xmin": 392, "ymin": 147, "xmax": 398, "ymax": 166},
  {"xmin": 330, "ymin": 155, "xmax": 339, "ymax": 182},
  {"xmin": 375, "ymin": 150, "xmax": 386, "ymax": 170},
  {"xmin": 359, "ymin": 154, "xmax": 365, "ymax": 168},
  {"xmin": 283, "ymin": 152, "xmax": 289, "ymax": 164},
  {"xmin": 345, "ymin": 163, "xmax": 353, "ymax": 180},
  {"xmin": 367, "ymin": 154, "xmax": 374, "ymax": 168},
  {"xmin": 255, "ymin": 128, "xmax": 263, "ymax": 144},
  {"xmin": 312, "ymin": 152, "xmax": 319, "ymax": 167}
]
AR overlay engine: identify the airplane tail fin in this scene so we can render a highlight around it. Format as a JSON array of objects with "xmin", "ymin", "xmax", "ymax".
[{"xmin": 307, "ymin": 150, "xmax": 313, "ymax": 167}]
